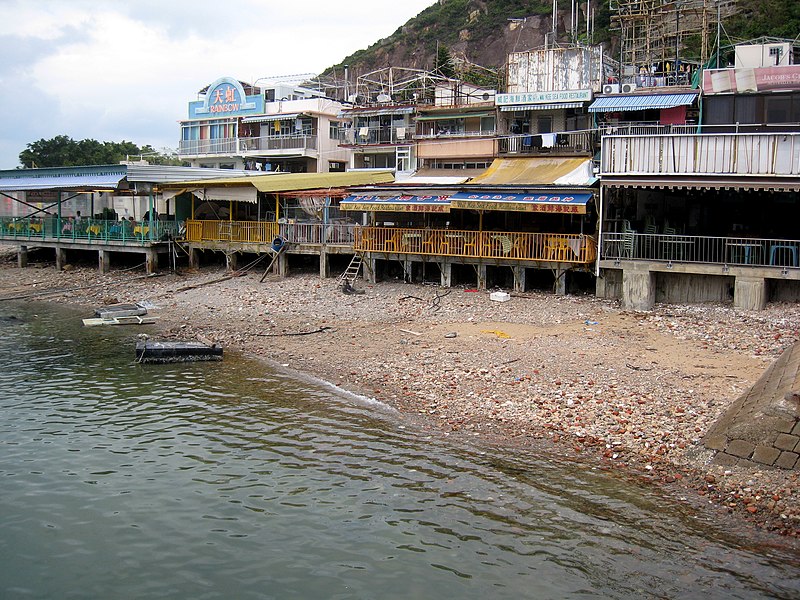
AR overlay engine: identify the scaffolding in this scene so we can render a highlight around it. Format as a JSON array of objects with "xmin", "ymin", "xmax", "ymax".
[{"xmin": 610, "ymin": 0, "xmax": 736, "ymax": 80}]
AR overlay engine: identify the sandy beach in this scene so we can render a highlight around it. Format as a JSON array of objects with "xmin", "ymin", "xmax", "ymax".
[{"xmin": 1, "ymin": 249, "xmax": 799, "ymax": 543}]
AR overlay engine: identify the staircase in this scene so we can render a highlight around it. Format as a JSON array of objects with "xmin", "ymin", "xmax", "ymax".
[{"xmin": 338, "ymin": 253, "xmax": 363, "ymax": 285}]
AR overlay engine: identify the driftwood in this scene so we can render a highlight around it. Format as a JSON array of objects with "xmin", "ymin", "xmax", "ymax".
[{"xmin": 174, "ymin": 276, "xmax": 232, "ymax": 293}]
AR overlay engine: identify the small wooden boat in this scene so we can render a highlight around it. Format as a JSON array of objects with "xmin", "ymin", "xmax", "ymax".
[
  {"xmin": 83, "ymin": 315, "xmax": 158, "ymax": 327},
  {"xmin": 135, "ymin": 340, "xmax": 223, "ymax": 363}
]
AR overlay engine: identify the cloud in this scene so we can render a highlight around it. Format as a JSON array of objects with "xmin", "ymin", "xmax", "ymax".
[{"xmin": 0, "ymin": 0, "xmax": 434, "ymax": 168}]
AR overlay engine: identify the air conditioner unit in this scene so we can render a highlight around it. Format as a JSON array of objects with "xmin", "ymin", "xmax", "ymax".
[
  {"xmin": 621, "ymin": 83, "xmax": 637, "ymax": 93},
  {"xmin": 602, "ymin": 83, "xmax": 620, "ymax": 94}
]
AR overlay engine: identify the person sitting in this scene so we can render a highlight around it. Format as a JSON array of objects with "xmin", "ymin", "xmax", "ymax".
[{"xmin": 61, "ymin": 216, "xmax": 74, "ymax": 233}]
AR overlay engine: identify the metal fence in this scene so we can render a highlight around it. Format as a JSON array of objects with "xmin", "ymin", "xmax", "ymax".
[
  {"xmin": 602, "ymin": 232, "xmax": 800, "ymax": 268},
  {"xmin": 355, "ymin": 227, "xmax": 597, "ymax": 263},
  {"xmin": 0, "ymin": 217, "xmax": 176, "ymax": 244}
]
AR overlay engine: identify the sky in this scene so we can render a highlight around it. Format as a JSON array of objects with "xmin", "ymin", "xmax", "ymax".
[{"xmin": 0, "ymin": 0, "xmax": 436, "ymax": 169}]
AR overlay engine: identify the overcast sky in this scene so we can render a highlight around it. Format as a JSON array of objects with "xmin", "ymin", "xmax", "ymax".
[{"xmin": 0, "ymin": 0, "xmax": 435, "ymax": 169}]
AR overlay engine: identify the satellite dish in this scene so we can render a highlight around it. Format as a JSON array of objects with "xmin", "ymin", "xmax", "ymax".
[
  {"xmin": 482, "ymin": 92, "xmax": 490, "ymax": 101},
  {"xmin": 376, "ymin": 93, "xmax": 391, "ymax": 103}
]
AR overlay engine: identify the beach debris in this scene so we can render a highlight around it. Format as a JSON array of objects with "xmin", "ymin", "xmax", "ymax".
[
  {"xmin": 254, "ymin": 326, "xmax": 332, "ymax": 337},
  {"xmin": 481, "ymin": 329, "xmax": 511, "ymax": 339},
  {"xmin": 490, "ymin": 291, "xmax": 511, "ymax": 302},
  {"xmin": 444, "ymin": 332, "xmax": 458, "ymax": 338},
  {"xmin": 83, "ymin": 315, "xmax": 158, "ymax": 326},
  {"xmin": 399, "ymin": 328, "xmax": 422, "ymax": 336}
]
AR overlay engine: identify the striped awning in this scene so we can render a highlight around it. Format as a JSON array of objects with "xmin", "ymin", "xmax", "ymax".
[
  {"xmin": 450, "ymin": 191, "xmax": 592, "ymax": 213},
  {"xmin": 341, "ymin": 194, "xmax": 451, "ymax": 213},
  {"xmin": 500, "ymin": 102, "xmax": 585, "ymax": 112},
  {"xmin": 588, "ymin": 93, "xmax": 698, "ymax": 113}
]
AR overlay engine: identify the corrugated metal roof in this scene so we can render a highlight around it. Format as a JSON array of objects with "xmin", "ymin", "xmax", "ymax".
[
  {"xmin": 339, "ymin": 106, "xmax": 415, "ymax": 118},
  {"xmin": 126, "ymin": 164, "xmax": 254, "ymax": 183},
  {"xmin": 416, "ymin": 111, "xmax": 494, "ymax": 121},
  {"xmin": 0, "ymin": 165, "xmax": 127, "ymax": 192},
  {"xmin": 587, "ymin": 93, "xmax": 698, "ymax": 112},
  {"xmin": 161, "ymin": 170, "xmax": 395, "ymax": 193},
  {"xmin": 499, "ymin": 102, "xmax": 585, "ymax": 111},
  {"xmin": 466, "ymin": 157, "xmax": 596, "ymax": 186},
  {"xmin": 241, "ymin": 113, "xmax": 305, "ymax": 123}
]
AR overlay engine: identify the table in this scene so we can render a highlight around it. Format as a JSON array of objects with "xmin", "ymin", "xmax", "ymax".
[
  {"xmin": 726, "ymin": 241, "xmax": 762, "ymax": 265},
  {"xmin": 401, "ymin": 233, "xmax": 421, "ymax": 252},
  {"xmin": 134, "ymin": 226, "xmax": 150, "ymax": 236},
  {"xmin": 489, "ymin": 234, "xmax": 512, "ymax": 256}
]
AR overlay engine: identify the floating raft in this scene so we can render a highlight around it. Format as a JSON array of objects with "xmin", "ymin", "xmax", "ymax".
[
  {"xmin": 83, "ymin": 315, "xmax": 158, "ymax": 327},
  {"xmin": 135, "ymin": 340, "xmax": 223, "ymax": 363}
]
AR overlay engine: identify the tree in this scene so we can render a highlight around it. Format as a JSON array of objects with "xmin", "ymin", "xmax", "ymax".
[
  {"xmin": 18, "ymin": 136, "xmax": 184, "ymax": 168},
  {"xmin": 435, "ymin": 43, "xmax": 456, "ymax": 79}
]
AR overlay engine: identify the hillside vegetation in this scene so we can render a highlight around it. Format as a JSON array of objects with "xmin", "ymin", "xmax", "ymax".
[{"xmin": 323, "ymin": 0, "xmax": 799, "ymax": 80}]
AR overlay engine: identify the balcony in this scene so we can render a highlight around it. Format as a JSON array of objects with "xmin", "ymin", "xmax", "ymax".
[
  {"xmin": 499, "ymin": 131, "xmax": 595, "ymax": 155},
  {"xmin": 343, "ymin": 126, "xmax": 413, "ymax": 146},
  {"xmin": 356, "ymin": 227, "xmax": 597, "ymax": 264},
  {"xmin": 179, "ymin": 134, "xmax": 318, "ymax": 158},
  {"xmin": 0, "ymin": 217, "xmax": 175, "ymax": 245},
  {"xmin": 184, "ymin": 220, "xmax": 356, "ymax": 245},
  {"xmin": 601, "ymin": 231, "xmax": 800, "ymax": 271},
  {"xmin": 601, "ymin": 130, "xmax": 800, "ymax": 178}
]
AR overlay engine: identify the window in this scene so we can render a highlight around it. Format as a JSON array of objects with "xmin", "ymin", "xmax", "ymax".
[
  {"xmin": 329, "ymin": 121, "xmax": 342, "ymax": 140},
  {"xmin": 329, "ymin": 161, "xmax": 346, "ymax": 172},
  {"xmin": 537, "ymin": 115, "xmax": 553, "ymax": 134},
  {"xmin": 769, "ymin": 46, "xmax": 783, "ymax": 65}
]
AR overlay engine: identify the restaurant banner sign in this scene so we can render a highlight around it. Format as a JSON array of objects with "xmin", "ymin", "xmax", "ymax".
[
  {"xmin": 496, "ymin": 89, "xmax": 592, "ymax": 106},
  {"xmin": 189, "ymin": 76, "xmax": 264, "ymax": 118},
  {"xmin": 340, "ymin": 194, "xmax": 451, "ymax": 213},
  {"xmin": 703, "ymin": 65, "xmax": 800, "ymax": 94},
  {"xmin": 450, "ymin": 192, "xmax": 592, "ymax": 213}
]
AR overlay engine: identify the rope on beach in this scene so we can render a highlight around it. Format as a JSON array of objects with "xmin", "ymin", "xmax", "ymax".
[{"xmin": 253, "ymin": 326, "xmax": 332, "ymax": 337}]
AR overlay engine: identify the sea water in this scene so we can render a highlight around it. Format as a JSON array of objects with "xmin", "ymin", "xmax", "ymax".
[{"xmin": 0, "ymin": 301, "xmax": 798, "ymax": 599}]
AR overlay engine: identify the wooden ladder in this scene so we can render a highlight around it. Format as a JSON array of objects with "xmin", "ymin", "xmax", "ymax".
[{"xmin": 339, "ymin": 253, "xmax": 363, "ymax": 285}]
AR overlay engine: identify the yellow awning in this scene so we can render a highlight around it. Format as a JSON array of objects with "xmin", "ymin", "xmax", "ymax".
[
  {"xmin": 160, "ymin": 170, "xmax": 395, "ymax": 193},
  {"xmin": 467, "ymin": 157, "xmax": 596, "ymax": 186}
]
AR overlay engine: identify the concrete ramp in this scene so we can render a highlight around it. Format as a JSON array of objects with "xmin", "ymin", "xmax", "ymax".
[{"xmin": 704, "ymin": 342, "xmax": 800, "ymax": 470}]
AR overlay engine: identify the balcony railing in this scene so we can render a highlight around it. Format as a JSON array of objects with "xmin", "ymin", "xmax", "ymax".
[
  {"xmin": 344, "ymin": 127, "xmax": 413, "ymax": 145},
  {"xmin": 356, "ymin": 227, "xmax": 597, "ymax": 263},
  {"xmin": 601, "ymin": 232, "xmax": 800, "ymax": 268},
  {"xmin": 179, "ymin": 134, "xmax": 318, "ymax": 157},
  {"xmin": 415, "ymin": 128, "xmax": 497, "ymax": 140},
  {"xmin": 499, "ymin": 131, "xmax": 595, "ymax": 154},
  {"xmin": 0, "ymin": 217, "xmax": 175, "ymax": 244},
  {"xmin": 601, "ymin": 131, "xmax": 800, "ymax": 177},
  {"xmin": 184, "ymin": 220, "xmax": 357, "ymax": 245}
]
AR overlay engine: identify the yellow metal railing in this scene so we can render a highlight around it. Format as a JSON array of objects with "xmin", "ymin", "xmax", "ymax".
[
  {"xmin": 185, "ymin": 220, "xmax": 278, "ymax": 244},
  {"xmin": 354, "ymin": 227, "xmax": 597, "ymax": 263}
]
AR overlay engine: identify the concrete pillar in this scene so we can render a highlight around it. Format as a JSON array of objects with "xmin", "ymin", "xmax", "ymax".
[
  {"xmin": 145, "ymin": 249, "xmax": 158, "ymax": 274},
  {"xmin": 189, "ymin": 247, "xmax": 199, "ymax": 269},
  {"xmin": 554, "ymin": 269, "xmax": 567, "ymax": 295},
  {"xmin": 276, "ymin": 251, "xmax": 289, "ymax": 277},
  {"xmin": 476, "ymin": 264, "xmax": 487, "ymax": 290},
  {"xmin": 734, "ymin": 276, "xmax": 767, "ymax": 310},
  {"xmin": 403, "ymin": 259, "xmax": 413, "ymax": 283},
  {"xmin": 226, "ymin": 251, "xmax": 238, "ymax": 272},
  {"xmin": 364, "ymin": 256, "xmax": 377, "ymax": 283},
  {"xmin": 319, "ymin": 250, "xmax": 330, "ymax": 279},
  {"xmin": 440, "ymin": 261, "xmax": 452, "ymax": 288},
  {"xmin": 512, "ymin": 266, "xmax": 526, "ymax": 293},
  {"xmin": 622, "ymin": 266, "xmax": 656, "ymax": 311},
  {"xmin": 99, "ymin": 249, "xmax": 110, "ymax": 273},
  {"xmin": 55, "ymin": 247, "xmax": 66, "ymax": 271},
  {"xmin": 17, "ymin": 246, "xmax": 27, "ymax": 268}
]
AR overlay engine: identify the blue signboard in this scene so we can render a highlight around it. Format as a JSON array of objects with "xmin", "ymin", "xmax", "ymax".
[{"xmin": 188, "ymin": 76, "xmax": 264, "ymax": 119}]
